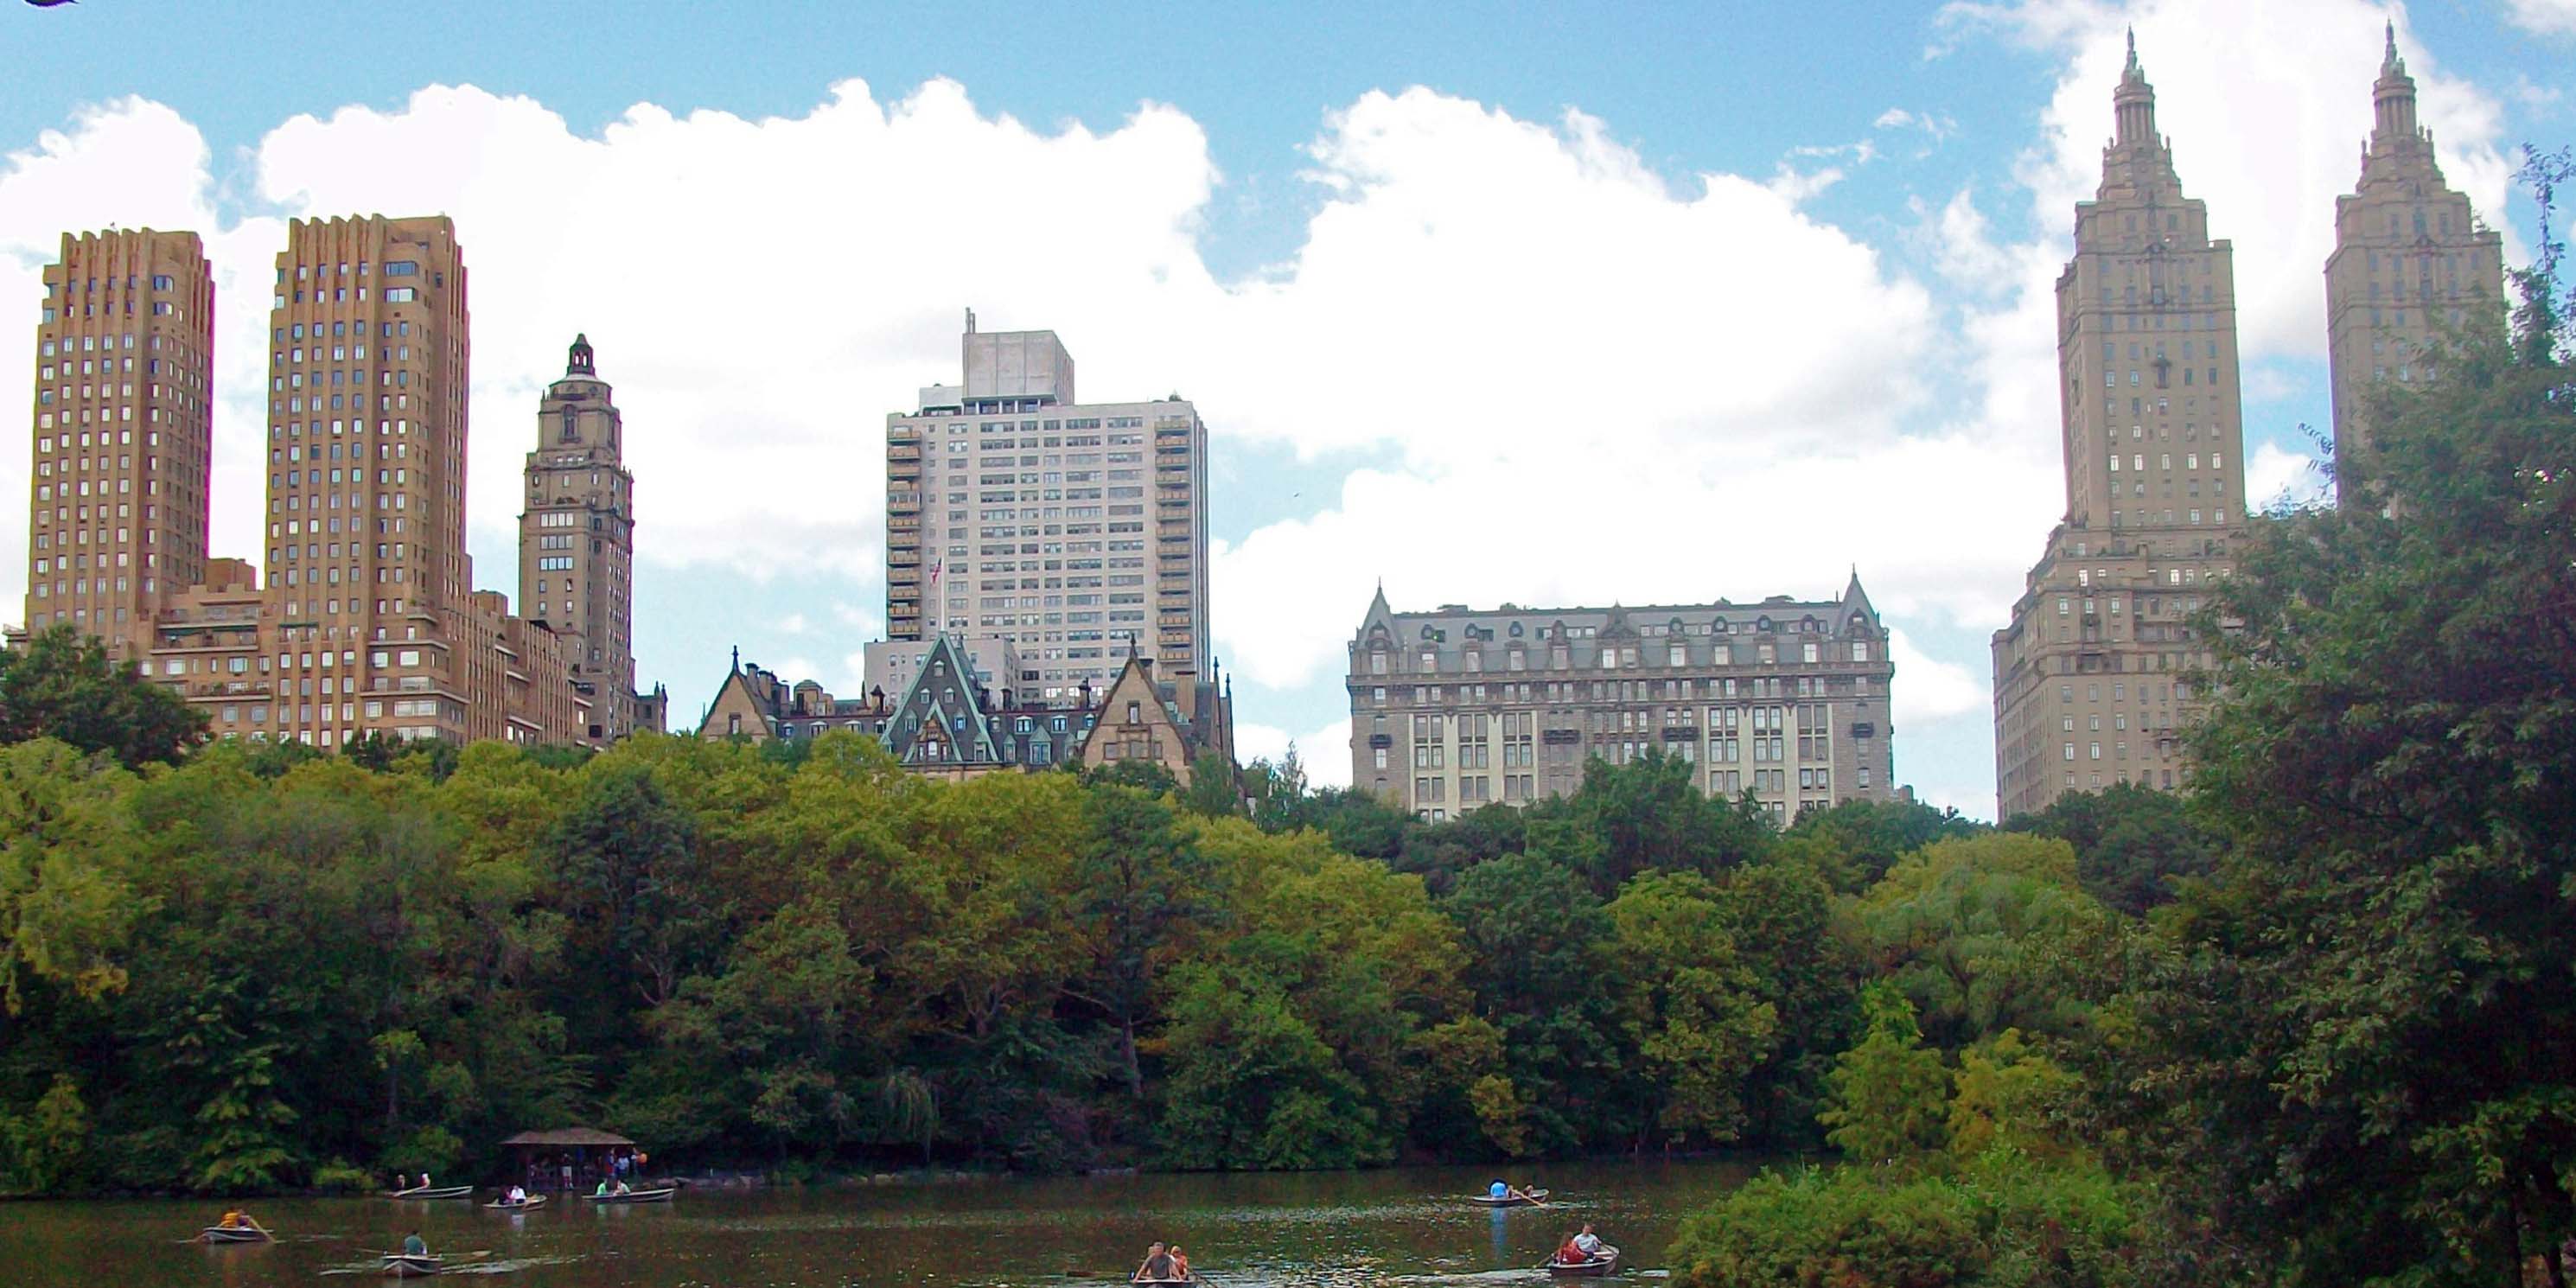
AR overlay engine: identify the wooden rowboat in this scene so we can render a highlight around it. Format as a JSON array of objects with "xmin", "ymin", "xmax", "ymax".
[
  {"xmin": 1469, "ymin": 1188, "xmax": 1551, "ymax": 1207},
  {"xmin": 381, "ymin": 1253, "xmax": 443, "ymax": 1278},
  {"xmin": 581, "ymin": 1186, "xmax": 675, "ymax": 1203},
  {"xmin": 1545, "ymin": 1247, "xmax": 1619, "ymax": 1276},
  {"xmin": 200, "ymin": 1225, "xmax": 272, "ymax": 1243},
  {"xmin": 386, "ymin": 1184, "xmax": 473, "ymax": 1200},
  {"xmin": 481, "ymin": 1194, "xmax": 548, "ymax": 1210}
]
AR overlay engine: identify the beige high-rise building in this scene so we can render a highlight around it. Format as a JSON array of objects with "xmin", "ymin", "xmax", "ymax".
[
  {"xmin": 1349, "ymin": 579, "xmax": 1897, "ymax": 824},
  {"xmin": 20, "ymin": 229, "xmax": 215, "ymax": 660},
  {"xmin": 2324, "ymin": 24, "xmax": 2506, "ymax": 500},
  {"xmin": 519, "ymin": 334, "xmax": 653, "ymax": 740},
  {"xmin": 1992, "ymin": 35, "xmax": 2248, "ymax": 820},
  {"xmin": 137, "ymin": 215, "xmax": 600, "ymax": 749},
  {"xmin": 885, "ymin": 313, "xmax": 1211, "ymax": 703}
]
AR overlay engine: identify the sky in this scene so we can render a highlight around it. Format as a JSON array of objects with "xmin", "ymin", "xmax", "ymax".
[{"xmin": 2, "ymin": 0, "xmax": 2569, "ymax": 818}]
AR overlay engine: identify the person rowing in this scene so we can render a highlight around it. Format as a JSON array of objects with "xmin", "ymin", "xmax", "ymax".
[
  {"xmin": 1488, "ymin": 1177, "xmax": 1539, "ymax": 1202},
  {"xmin": 402, "ymin": 1230, "xmax": 430, "ymax": 1258},
  {"xmin": 1573, "ymin": 1224, "xmax": 1604, "ymax": 1259},
  {"xmin": 1136, "ymin": 1240, "xmax": 1179, "ymax": 1282}
]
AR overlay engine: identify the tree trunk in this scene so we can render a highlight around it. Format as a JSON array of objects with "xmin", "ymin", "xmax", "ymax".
[
  {"xmin": 2544, "ymin": 1238, "xmax": 2566, "ymax": 1288},
  {"xmin": 1120, "ymin": 1013, "xmax": 1145, "ymax": 1100},
  {"xmin": 2503, "ymin": 1191, "xmax": 2526, "ymax": 1288}
]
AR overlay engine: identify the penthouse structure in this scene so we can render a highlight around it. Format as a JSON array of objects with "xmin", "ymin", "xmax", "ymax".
[
  {"xmin": 1347, "ymin": 579, "xmax": 1897, "ymax": 823},
  {"xmin": 884, "ymin": 314, "xmax": 1211, "ymax": 704}
]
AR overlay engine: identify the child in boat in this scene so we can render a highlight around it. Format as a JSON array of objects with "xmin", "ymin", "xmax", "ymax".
[
  {"xmin": 1170, "ymin": 1246, "xmax": 1191, "ymax": 1279},
  {"xmin": 1555, "ymin": 1234, "xmax": 1586, "ymax": 1265}
]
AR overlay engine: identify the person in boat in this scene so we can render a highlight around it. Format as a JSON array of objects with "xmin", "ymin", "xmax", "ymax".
[
  {"xmin": 1573, "ymin": 1224, "xmax": 1604, "ymax": 1259},
  {"xmin": 1137, "ymin": 1241, "xmax": 1177, "ymax": 1281},
  {"xmin": 403, "ymin": 1231, "xmax": 430, "ymax": 1258},
  {"xmin": 1170, "ymin": 1245, "xmax": 1192, "ymax": 1280},
  {"xmin": 612, "ymin": 1177, "xmax": 631, "ymax": 1196},
  {"xmin": 506, "ymin": 1184, "xmax": 528, "ymax": 1206},
  {"xmin": 1554, "ymin": 1234, "xmax": 1587, "ymax": 1266},
  {"xmin": 595, "ymin": 1177, "xmax": 613, "ymax": 1196},
  {"xmin": 218, "ymin": 1208, "xmax": 246, "ymax": 1229}
]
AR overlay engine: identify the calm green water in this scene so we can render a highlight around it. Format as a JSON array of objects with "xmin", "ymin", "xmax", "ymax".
[{"xmin": 0, "ymin": 1160, "xmax": 1771, "ymax": 1287}]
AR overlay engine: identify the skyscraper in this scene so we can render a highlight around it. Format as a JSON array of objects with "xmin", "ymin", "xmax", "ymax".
[
  {"xmin": 1991, "ymin": 35, "xmax": 2248, "ymax": 820},
  {"xmin": 21, "ymin": 229, "xmax": 214, "ymax": 660},
  {"xmin": 265, "ymin": 214, "xmax": 470, "ymax": 626},
  {"xmin": 519, "ymin": 334, "xmax": 647, "ymax": 740},
  {"xmin": 884, "ymin": 313, "xmax": 1212, "ymax": 703},
  {"xmin": 2324, "ymin": 24, "xmax": 2506, "ymax": 500}
]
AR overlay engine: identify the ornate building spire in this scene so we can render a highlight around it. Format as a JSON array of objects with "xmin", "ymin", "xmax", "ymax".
[
  {"xmin": 2113, "ymin": 29, "xmax": 2158, "ymax": 150},
  {"xmin": 567, "ymin": 332, "xmax": 596, "ymax": 377},
  {"xmin": 2371, "ymin": 22, "xmax": 2423, "ymax": 154}
]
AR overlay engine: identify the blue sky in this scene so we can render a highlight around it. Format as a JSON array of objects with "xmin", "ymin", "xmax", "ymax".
[{"xmin": 3, "ymin": 0, "xmax": 2570, "ymax": 815}]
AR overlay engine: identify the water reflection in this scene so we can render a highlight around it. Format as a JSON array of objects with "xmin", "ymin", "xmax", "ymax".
[{"xmin": 4, "ymin": 1158, "xmax": 1769, "ymax": 1288}]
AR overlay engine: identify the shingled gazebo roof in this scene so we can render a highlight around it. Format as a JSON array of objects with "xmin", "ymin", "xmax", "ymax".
[{"xmin": 498, "ymin": 1128, "xmax": 635, "ymax": 1148}]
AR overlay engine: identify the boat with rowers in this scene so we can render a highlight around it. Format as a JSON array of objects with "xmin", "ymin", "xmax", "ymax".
[
  {"xmin": 385, "ymin": 1184, "xmax": 473, "ymax": 1201},
  {"xmin": 482, "ymin": 1193, "xmax": 548, "ymax": 1210},
  {"xmin": 380, "ymin": 1253, "xmax": 443, "ymax": 1278},
  {"xmin": 581, "ymin": 1185, "xmax": 675, "ymax": 1203}
]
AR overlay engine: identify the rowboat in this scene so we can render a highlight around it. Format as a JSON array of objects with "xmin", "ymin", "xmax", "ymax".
[
  {"xmin": 1469, "ymin": 1188, "xmax": 1551, "ymax": 1207},
  {"xmin": 1545, "ymin": 1247, "xmax": 1619, "ymax": 1276},
  {"xmin": 200, "ymin": 1225, "xmax": 272, "ymax": 1243},
  {"xmin": 1132, "ymin": 1277, "xmax": 1199, "ymax": 1285},
  {"xmin": 581, "ymin": 1186, "xmax": 675, "ymax": 1203},
  {"xmin": 381, "ymin": 1253, "xmax": 443, "ymax": 1278},
  {"xmin": 386, "ymin": 1184, "xmax": 473, "ymax": 1200},
  {"xmin": 482, "ymin": 1194, "xmax": 548, "ymax": 1210}
]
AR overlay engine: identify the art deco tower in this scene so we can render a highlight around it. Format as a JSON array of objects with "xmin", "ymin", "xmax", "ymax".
[
  {"xmin": 1991, "ymin": 35, "xmax": 2248, "ymax": 819},
  {"xmin": 518, "ymin": 334, "xmax": 641, "ymax": 740},
  {"xmin": 264, "ymin": 215, "xmax": 470, "ymax": 624},
  {"xmin": 2324, "ymin": 23, "xmax": 2505, "ymax": 499},
  {"xmin": 21, "ymin": 229, "xmax": 215, "ymax": 660}
]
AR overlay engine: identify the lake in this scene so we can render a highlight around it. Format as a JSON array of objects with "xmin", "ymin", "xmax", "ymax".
[{"xmin": 0, "ymin": 1159, "xmax": 1774, "ymax": 1286}]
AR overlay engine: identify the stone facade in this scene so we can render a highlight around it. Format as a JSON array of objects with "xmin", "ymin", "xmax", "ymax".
[
  {"xmin": 519, "ymin": 335, "xmax": 660, "ymax": 739},
  {"xmin": 20, "ymin": 229, "xmax": 216, "ymax": 662},
  {"xmin": 1992, "ymin": 37, "xmax": 2248, "ymax": 820},
  {"xmin": 1069, "ymin": 650, "xmax": 1235, "ymax": 787},
  {"xmin": 884, "ymin": 313, "xmax": 1211, "ymax": 705},
  {"xmin": 2324, "ymin": 25, "xmax": 2508, "ymax": 501},
  {"xmin": 1347, "ymin": 579, "xmax": 1896, "ymax": 824}
]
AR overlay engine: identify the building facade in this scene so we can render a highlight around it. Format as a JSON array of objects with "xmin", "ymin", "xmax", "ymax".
[
  {"xmin": 21, "ymin": 229, "xmax": 216, "ymax": 661},
  {"xmin": 1991, "ymin": 36, "xmax": 2249, "ymax": 820},
  {"xmin": 1347, "ymin": 579, "xmax": 1897, "ymax": 824},
  {"xmin": 884, "ymin": 313, "xmax": 1211, "ymax": 704},
  {"xmin": 698, "ymin": 634, "xmax": 1234, "ymax": 784},
  {"xmin": 2324, "ymin": 25, "xmax": 2507, "ymax": 500},
  {"xmin": 519, "ymin": 334, "xmax": 657, "ymax": 740},
  {"xmin": 16, "ymin": 214, "xmax": 654, "ymax": 750}
]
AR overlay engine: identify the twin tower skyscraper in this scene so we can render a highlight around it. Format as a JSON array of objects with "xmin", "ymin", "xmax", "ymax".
[
  {"xmin": 1991, "ymin": 28, "xmax": 2504, "ymax": 819},
  {"xmin": 19, "ymin": 214, "xmax": 663, "ymax": 748}
]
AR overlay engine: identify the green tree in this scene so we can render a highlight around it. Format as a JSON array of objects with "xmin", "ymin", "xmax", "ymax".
[
  {"xmin": 0, "ymin": 625, "xmax": 206, "ymax": 768},
  {"xmin": 1819, "ymin": 983, "xmax": 1949, "ymax": 1164},
  {"xmin": 1440, "ymin": 852, "xmax": 1623, "ymax": 1152},
  {"xmin": 1176, "ymin": 753, "xmax": 1240, "ymax": 818},
  {"xmin": 1604, "ymin": 871, "xmax": 1778, "ymax": 1149},
  {"xmin": 1858, "ymin": 834, "xmax": 2125, "ymax": 1049},
  {"xmin": 2114, "ymin": 208, "xmax": 2576, "ymax": 1285},
  {"xmin": 2003, "ymin": 782, "xmax": 2220, "ymax": 915},
  {"xmin": 0, "ymin": 740, "xmax": 142, "ymax": 1014}
]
